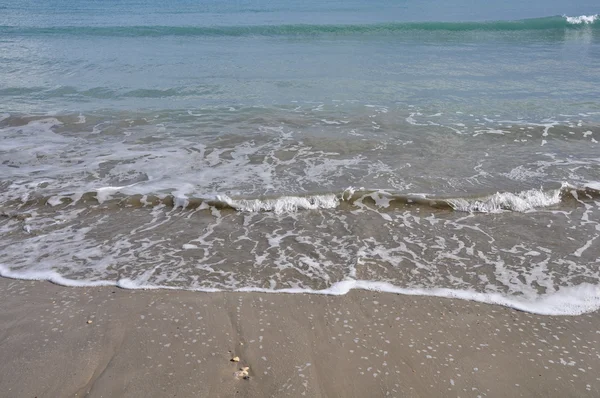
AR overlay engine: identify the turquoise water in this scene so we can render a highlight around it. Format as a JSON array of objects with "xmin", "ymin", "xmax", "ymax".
[
  {"xmin": 1, "ymin": 1, "xmax": 600, "ymax": 314},
  {"xmin": 1, "ymin": 1, "xmax": 599, "ymax": 115}
]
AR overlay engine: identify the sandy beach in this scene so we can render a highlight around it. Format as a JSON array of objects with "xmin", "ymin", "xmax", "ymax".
[
  {"xmin": 2, "ymin": 1, "xmax": 600, "ymax": 397},
  {"xmin": 0, "ymin": 277, "xmax": 598, "ymax": 397}
]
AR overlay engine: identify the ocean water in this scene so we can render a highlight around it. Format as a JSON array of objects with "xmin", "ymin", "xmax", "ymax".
[{"xmin": 1, "ymin": 0, "xmax": 600, "ymax": 315}]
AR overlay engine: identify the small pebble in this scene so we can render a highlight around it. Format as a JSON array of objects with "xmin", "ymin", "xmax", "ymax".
[{"xmin": 234, "ymin": 368, "xmax": 250, "ymax": 379}]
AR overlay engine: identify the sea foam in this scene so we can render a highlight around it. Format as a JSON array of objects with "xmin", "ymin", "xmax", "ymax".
[
  {"xmin": 1, "ymin": 264, "xmax": 598, "ymax": 316},
  {"xmin": 446, "ymin": 187, "xmax": 563, "ymax": 213},
  {"xmin": 217, "ymin": 194, "xmax": 340, "ymax": 213},
  {"xmin": 564, "ymin": 14, "xmax": 599, "ymax": 24}
]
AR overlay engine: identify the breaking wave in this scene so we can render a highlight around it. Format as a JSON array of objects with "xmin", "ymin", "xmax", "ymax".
[
  {"xmin": 3, "ymin": 184, "xmax": 598, "ymax": 215},
  {"xmin": 564, "ymin": 14, "xmax": 599, "ymax": 24}
]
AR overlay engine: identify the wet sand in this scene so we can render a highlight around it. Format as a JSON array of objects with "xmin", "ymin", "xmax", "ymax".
[{"xmin": 0, "ymin": 278, "xmax": 598, "ymax": 397}]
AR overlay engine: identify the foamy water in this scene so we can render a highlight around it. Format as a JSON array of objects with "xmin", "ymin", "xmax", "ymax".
[
  {"xmin": 1, "ymin": 107, "xmax": 600, "ymax": 316},
  {"xmin": 565, "ymin": 14, "xmax": 599, "ymax": 24},
  {"xmin": 1, "ymin": 1, "xmax": 600, "ymax": 315}
]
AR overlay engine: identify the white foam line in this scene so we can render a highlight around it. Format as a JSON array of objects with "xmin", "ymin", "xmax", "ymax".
[
  {"xmin": 0, "ymin": 266, "xmax": 117, "ymax": 288},
  {"xmin": 564, "ymin": 14, "xmax": 599, "ymax": 24},
  {"xmin": 219, "ymin": 194, "xmax": 339, "ymax": 213},
  {"xmin": 586, "ymin": 182, "xmax": 600, "ymax": 191},
  {"xmin": 573, "ymin": 235, "xmax": 598, "ymax": 257},
  {"xmin": 1, "ymin": 265, "xmax": 598, "ymax": 316},
  {"xmin": 447, "ymin": 187, "xmax": 563, "ymax": 213}
]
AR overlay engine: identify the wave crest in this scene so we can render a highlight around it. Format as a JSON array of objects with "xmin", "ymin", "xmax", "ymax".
[
  {"xmin": 564, "ymin": 14, "xmax": 599, "ymax": 24},
  {"xmin": 219, "ymin": 194, "xmax": 339, "ymax": 213},
  {"xmin": 1, "ymin": 16, "xmax": 599, "ymax": 38},
  {"xmin": 446, "ymin": 187, "xmax": 562, "ymax": 213},
  {"xmin": 3, "ymin": 183, "xmax": 599, "ymax": 214}
]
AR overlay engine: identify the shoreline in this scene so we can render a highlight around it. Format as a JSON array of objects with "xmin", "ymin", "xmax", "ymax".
[
  {"xmin": 2, "ymin": 266, "xmax": 598, "ymax": 317},
  {"xmin": 1, "ymin": 277, "xmax": 599, "ymax": 397}
]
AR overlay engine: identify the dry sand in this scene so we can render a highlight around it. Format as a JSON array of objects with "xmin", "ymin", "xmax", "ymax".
[{"xmin": 0, "ymin": 277, "xmax": 598, "ymax": 397}]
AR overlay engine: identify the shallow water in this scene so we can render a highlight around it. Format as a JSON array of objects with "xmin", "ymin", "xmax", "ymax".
[{"xmin": 1, "ymin": 1, "xmax": 599, "ymax": 314}]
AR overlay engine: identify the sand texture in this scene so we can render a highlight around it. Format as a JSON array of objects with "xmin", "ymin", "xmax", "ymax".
[{"xmin": 0, "ymin": 278, "xmax": 599, "ymax": 397}]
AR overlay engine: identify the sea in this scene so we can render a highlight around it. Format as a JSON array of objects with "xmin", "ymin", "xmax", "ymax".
[{"xmin": 1, "ymin": 0, "xmax": 599, "ymax": 315}]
